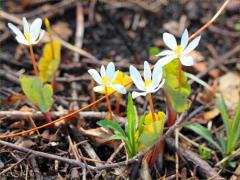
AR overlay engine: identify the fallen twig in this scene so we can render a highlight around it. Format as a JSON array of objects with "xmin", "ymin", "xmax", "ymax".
[{"xmin": 165, "ymin": 137, "xmax": 223, "ymax": 179}]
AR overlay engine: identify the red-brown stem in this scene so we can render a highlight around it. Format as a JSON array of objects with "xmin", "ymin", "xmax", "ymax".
[
  {"xmin": 44, "ymin": 112, "xmax": 52, "ymax": 123},
  {"xmin": 189, "ymin": 0, "xmax": 230, "ymax": 41},
  {"xmin": 115, "ymin": 94, "xmax": 121, "ymax": 115},
  {"xmin": 91, "ymin": 80, "xmax": 96, "ymax": 111},
  {"xmin": 105, "ymin": 87, "xmax": 113, "ymax": 120},
  {"xmin": 147, "ymin": 93, "xmax": 156, "ymax": 121},
  {"xmin": 178, "ymin": 61, "xmax": 182, "ymax": 90},
  {"xmin": 29, "ymin": 45, "xmax": 39, "ymax": 77}
]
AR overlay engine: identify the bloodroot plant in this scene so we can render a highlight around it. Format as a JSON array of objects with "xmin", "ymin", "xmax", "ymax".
[{"xmin": 8, "ymin": 17, "xmax": 62, "ymax": 120}]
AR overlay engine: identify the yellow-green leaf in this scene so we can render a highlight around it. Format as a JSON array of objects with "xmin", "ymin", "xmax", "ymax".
[
  {"xmin": 138, "ymin": 112, "xmax": 165, "ymax": 151},
  {"xmin": 163, "ymin": 59, "xmax": 191, "ymax": 112},
  {"xmin": 20, "ymin": 76, "xmax": 53, "ymax": 112},
  {"xmin": 39, "ymin": 40, "xmax": 61, "ymax": 83}
]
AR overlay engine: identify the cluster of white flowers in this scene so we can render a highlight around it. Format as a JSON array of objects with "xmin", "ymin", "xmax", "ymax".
[{"xmin": 8, "ymin": 17, "xmax": 201, "ymax": 99}]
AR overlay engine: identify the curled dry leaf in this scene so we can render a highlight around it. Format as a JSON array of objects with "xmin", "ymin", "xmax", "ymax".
[
  {"xmin": 218, "ymin": 72, "xmax": 240, "ymax": 116},
  {"xmin": 78, "ymin": 127, "xmax": 120, "ymax": 148},
  {"xmin": 52, "ymin": 22, "xmax": 72, "ymax": 40},
  {"xmin": 15, "ymin": 139, "xmax": 35, "ymax": 148},
  {"xmin": 203, "ymin": 107, "xmax": 220, "ymax": 122}
]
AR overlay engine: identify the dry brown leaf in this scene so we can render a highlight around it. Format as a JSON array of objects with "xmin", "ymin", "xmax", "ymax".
[
  {"xmin": 163, "ymin": 15, "xmax": 187, "ymax": 36},
  {"xmin": 78, "ymin": 127, "xmax": 119, "ymax": 148},
  {"xmin": 140, "ymin": 159, "xmax": 152, "ymax": 180},
  {"xmin": 52, "ymin": 22, "xmax": 72, "ymax": 40},
  {"xmin": 193, "ymin": 62, "xmax": 207, "ymax": 72},
  {"xmin": 218, "ymin": 72, "xmax": 240, "ymax": 116},
  {"xmin": 203, "ymin": 107, "xmax": 219, "ymax": 122},
  {"xmin": 209, "ymin": 69, "xmax": 221, "ymax": 78},
  {"xmin": 1, "ymin": 94, "xmax": 25, "ymax": 105},
  {"xmin": 189, "ymin": 51, "xmax": 204, "ymax": 62},
  {"xmin": 230, "ymin": 164, "xmax": 240, "ymax": 180},
  {"xmin": 197, "ymin": 82, "xmax": 217, "ymax": 104},
  {"xmin": 16, "ymin": 139, "xmax": 35, "ymax": 148},
  {"xmin": 193, "ymin": 62, "xmax": 220, "ymax": 78}
]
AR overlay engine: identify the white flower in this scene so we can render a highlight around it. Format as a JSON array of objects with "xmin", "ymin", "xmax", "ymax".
[
  {"xmin": 130, "ymin": 61, "xmax": 165, "ymax": 99},
  {"xmin": 8, "ymin": 17, "xmax": 45, "ymax": 46},
  {"xmin": 157, "ymin": 29, "xmax": 201, "ymax": 66},
  {"xmin": 88, "ymin": 62, "xmax": 127, "ymax": 94}
]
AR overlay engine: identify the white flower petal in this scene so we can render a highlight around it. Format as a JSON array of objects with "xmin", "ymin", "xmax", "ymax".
[
  {"xmin": 157, "ymin": 50, "xmax": 175, "ymax": 56},
  {"xmin": 100, "ymin": 65, "xmax": 106, "ymax": 77},
  {"xmin": 132, "ymin": 91, "xmax": 147, "ymax": 99},
  {"xmin": 180, "ymin": 56, "xmax": 194, "ymax": 66},
  {"xmin": 112, "ymin": 70, "xmax": 119, "ymax": 81},
  {"xmin": 144, "ymin": 61, "xmax": 151, "ymax": 81},
  {"xmin": 106, "ymin": 62, "xmax": 115, "ymax": 80},
  {"xmin": 183, "ymin": 36, "xmax": 201, "ymax": 54},
  {"xmin": 88, "ymin": 69, "xmax": 102, "ymax": 84},
  {"xmin": 30, "ymin": 18, "xmax": 42, "ymax": 43},
  {"xmin": 180, "ymin": 29, "xmax": 189, "ymax": 49},
  {"xmin": 111, "ymin": 84, "xmax": 126, "ymax": 94},
  {"xmin": 22, "ymin": 17, "xmax": 30, "ymax": 35},
  {"xmin": 8, "ymin": 23, "xmax": 26, "ymax": 40},
  {"xmin": 163, "ymin": 32, "xmax": 177, "ymax": 50},
  {"xmin": 152, "ymin": 61, "xmax": 163, "ymax": 88},
  {"xmin": 33, "ymin": 30, "xmax": 45, "ymax": 44},
  {"xmin": 93, "ymin": 85, "xmax": 104, "ymax": 92},
  {"xmin": 129, "ymin": 65, "xmax": 145, "ymax": 91},
  {"xmin": 15, "ymin": 36, "xmax": 29, "ymax": 45},
  {"xmin": 157, "ymin": 55, "xmax": 177, "ymax": 66},
  {"xmin": 150, "ymin": 79, "xmax": 165, "ymax": 93}
]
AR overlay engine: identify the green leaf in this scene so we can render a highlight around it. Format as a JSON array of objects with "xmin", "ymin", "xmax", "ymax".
[
  {"xmin": 39, "ymin": 40, "xmax": 61, "ymax": 83},
  {"xmin": 198, "ymin": 146, "xmax": 212, "ymax": 160},
  {"xmin": 230, "ymin": 99, "xmax": 240, "ymax": 153},
  {"xmin": 164, "ymin": 59, "xmax": 191, "ymax": 112},
  {"xmin": 234, "ymin": 23, "xmax": 240, "ymax": 32},
  {"xmin": 185, "ymin": 123, "xmax": 222, "ymax": 151},
  {"xmin": 127, "ymin": 93, "xmax": 137, "ymax": 155},
  {"xmin": 97, "ymin": 120, "xmax": 126, "ymax": 139},
  {"xmin": 216, "ymin": 95, "xmax": 231, "ymax": 135},
  {"xmin": 138, "ymin": 115, "xmax": 145, "ymax": 135},
  {"xmin": 149, "ymin": 47, "xmax": 160, "ymax": 56},
  {"xmin": 19, "ymin": 76, "xmax": 53, "ymax": 112}
]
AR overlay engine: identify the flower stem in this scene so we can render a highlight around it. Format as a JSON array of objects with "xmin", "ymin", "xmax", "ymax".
[
  {"xmin": 178, "ymin": 61, "xmax": 182, "ymax": 90},
  {"xmin": 29, "ymin": 45, "xmax": 39, "ymax": 77},
  {"xmin": 115, "ymin": 94, "xmax": 121, "ymax": 115},
  {"xmin": 105, "ymin": 86, "xmax": 113, "ymax": 120},
  {"xmin": 91, "ymin": 80, "xmax": 96, "ymax": 111},
  {"xmin": 147, "ymin": 93, "xmax": 156, "ymax": 121}
]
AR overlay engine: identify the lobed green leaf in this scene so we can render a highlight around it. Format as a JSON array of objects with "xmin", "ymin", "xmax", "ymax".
[{"xmin": 19, "ymin": 76, "xmax": 53, "ymax": 112}]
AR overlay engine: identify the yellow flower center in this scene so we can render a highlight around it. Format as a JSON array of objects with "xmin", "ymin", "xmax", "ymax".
[
  {"xmin": 102, "ymin": 76, "xmax": 111, "ymax": 85},
  {"xmin": 25, "ymin": 33, "xmax": 31, "ymax": 43},
  {"xmin": 144, "ymin": 79, "xmax": 152, "ymax": 89},
  {"xmin": 175, "ymin": 45, "xmax": 183, "ymax": 57}
]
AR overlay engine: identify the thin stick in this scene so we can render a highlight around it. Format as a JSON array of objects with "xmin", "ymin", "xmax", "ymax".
[
  {"xmin": 147, "ymin": 93, "xmax": 156, "ymax": 121},
  {"xmin": 29, "ymin": 45, "xmax": 39, "ymax": 77},
  {"xmin": 0, "ymin": 153, "xmax": 30, "ymax": 175},
  {"xmin": 105, "ymin": 87, "xmax": 113, "ymax": 120},
  {"xmin": 189, "ymin": 0, "xmax": 230, "ymax": 41},
  {"xmin": 175, "ymin": 128, "xmax": 179, "ymax": 180},
  {"xmin": 28, "ymin": 115, "xmax": 40, "ymax": 136}
]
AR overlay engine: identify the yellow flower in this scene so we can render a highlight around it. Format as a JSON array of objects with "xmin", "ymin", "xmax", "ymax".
[{"xmin": 96, "ymin": 71, "xmax": 132, "ymax": 95}]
